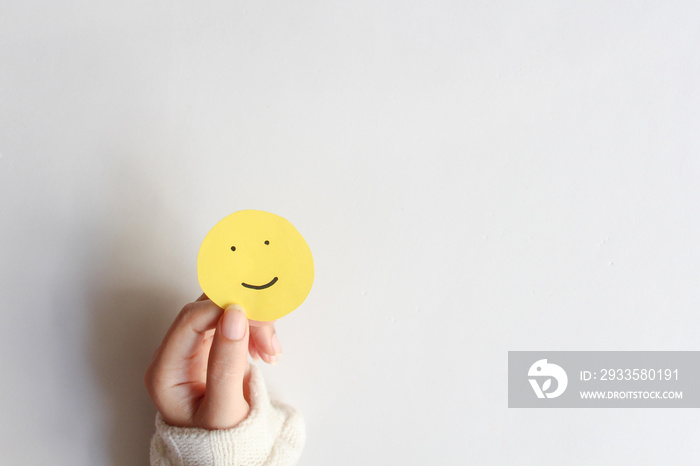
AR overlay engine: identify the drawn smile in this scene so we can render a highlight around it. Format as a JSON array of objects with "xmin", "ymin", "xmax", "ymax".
[{"xmin": 241, "ymin": 276, "xmax": 278, "ymax": 290}]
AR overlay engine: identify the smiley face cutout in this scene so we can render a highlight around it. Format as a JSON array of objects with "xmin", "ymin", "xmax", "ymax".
[{"xmin": 197, "ymin": 210, "xmax": 314, "ymax": 321}]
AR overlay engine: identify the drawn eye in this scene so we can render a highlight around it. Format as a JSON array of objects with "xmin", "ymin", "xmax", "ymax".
[
  {"xmin": 230, "ymin": 246, "xmax": 236, "ymax": 251},
  {"xmin": 264, "ymin": 240, "xmax": 270, "ymax": 245}
]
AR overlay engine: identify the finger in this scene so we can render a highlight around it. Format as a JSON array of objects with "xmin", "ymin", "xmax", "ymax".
[
  {"xmin": 259, "ymin": 351, "xmax": 277, "ymax": 365},
  {"xmin": 249, "ymin": 320, "xmax": 282, "ymax": 364},
  {"xmin": 248, "ymin": 338, "xmax": 261, "ymax": 361},
  {"xmin": 156, "ymin": 300, "xmax": 222, "ymax": 366},
  {"xmin": 249, "ymin": 336, "xmax": 273, "ymax": 364},
  {"xmin": 144, "ymin": 300, "xmax": 224, "ymax": 426},
  {"xmin": 195, "ymin": 304, "xmax": 251, "ymax": 429}
]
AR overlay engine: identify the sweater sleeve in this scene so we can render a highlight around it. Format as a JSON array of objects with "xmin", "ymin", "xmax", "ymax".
[{"xmin": 150, "ymin": 365, "xmax": 305, "ymax": 466}]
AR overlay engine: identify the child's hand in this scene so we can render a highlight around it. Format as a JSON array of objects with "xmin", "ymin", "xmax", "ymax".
[{"xmin": 144, "ymin": 295, "xmax": 282, "ymax": 429}]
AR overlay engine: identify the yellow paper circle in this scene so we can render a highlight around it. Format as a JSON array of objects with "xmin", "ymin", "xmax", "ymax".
[{"xmin": 197, "ymin": 210, "xmax": 314, "ymax": 321}]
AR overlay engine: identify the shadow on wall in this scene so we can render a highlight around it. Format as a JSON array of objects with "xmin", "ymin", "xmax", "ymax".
[
  {"xmin": 89, "ymin": 286, "xmax": 181, "ymax": 465},
  {"xmin": 85, "ymin": 155, "xmax": 193, "ymax": 464}
]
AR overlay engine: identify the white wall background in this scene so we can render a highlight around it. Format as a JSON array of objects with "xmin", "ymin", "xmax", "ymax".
[{"xmin": 2, "ymin": 1, "xmax": 699, "ymax": 464}]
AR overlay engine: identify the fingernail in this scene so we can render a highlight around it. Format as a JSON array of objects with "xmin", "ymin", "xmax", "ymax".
[
  {"xmin": 269, "ymin": 355, "xmax": 278, "ymax": 365},
  {"xmin": 221, "ymin": 304, "xmax": 247, "ymax": 341},
  {"xmin": 271, "ymin": 333, "xmax": 283, "ymax": 355}
]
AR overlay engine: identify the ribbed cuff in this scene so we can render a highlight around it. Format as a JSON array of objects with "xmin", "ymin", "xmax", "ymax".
[{"xmin": 150, "ymin": 365, "xmax": 305, "ymax": 466}]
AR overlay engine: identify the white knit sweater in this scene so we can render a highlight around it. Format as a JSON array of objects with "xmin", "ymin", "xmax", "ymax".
[{"xmin": 150, "ymin": 365, "xmax": 305, "ymax": 465}]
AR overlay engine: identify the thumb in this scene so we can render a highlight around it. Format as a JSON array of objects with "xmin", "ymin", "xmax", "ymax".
[{"xmin": 194, "ymin": 304, "xmax": 251, "ymax": 429}]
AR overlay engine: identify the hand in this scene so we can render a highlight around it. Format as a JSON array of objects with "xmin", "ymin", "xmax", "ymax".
[{"xmin": 144, "ymin": 295, "xmax": 283, "ymax": 429}]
